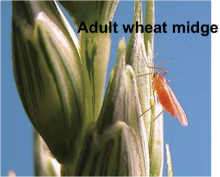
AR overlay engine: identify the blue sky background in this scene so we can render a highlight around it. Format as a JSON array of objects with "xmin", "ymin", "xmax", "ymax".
[{"xmin": 1, "ymin": 1, "xmax": 211, "ymax": 176}]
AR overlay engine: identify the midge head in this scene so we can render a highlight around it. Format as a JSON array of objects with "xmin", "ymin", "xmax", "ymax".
[{"xmin": 152, "ymin": 71, "xmax": 159, "ymax": 78}]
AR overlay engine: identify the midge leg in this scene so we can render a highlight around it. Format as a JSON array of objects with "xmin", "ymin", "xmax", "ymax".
[
  {"xmin": 139, "ymin": 103, "xmax": 156, "ymax": 118},
  {"xmin": 138, "ymin": 90, "xmax": 164, "ymax": 123},
  {"xmin": 139, "ymin": 102, "xmax": 165, "ymax": 123},
  {"xmin": 139, "ymin": 90, "xmax": 156, "ymax": 116},
  {"xmin": 135, "ymin": 66, "xmax": 168, "ymax": 77},
  {"xmin": 136, "ymin": 73, "xmax": 153, "ymax": 78},
  {"xmin": 152, "ymin": 109, "xmax": 164, "ymax": 123},
  {"xmin": 139, "ymin": 90, "xmax": 157, "ymax": 117}
]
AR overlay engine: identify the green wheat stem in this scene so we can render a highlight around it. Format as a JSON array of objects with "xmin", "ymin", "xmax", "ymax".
[{"xmin": 145, "ymin": 0, "xmax": 155, "ymax": 55}]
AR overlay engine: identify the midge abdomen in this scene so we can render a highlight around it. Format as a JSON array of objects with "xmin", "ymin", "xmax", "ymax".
[{"xmin": 156, "ymin": 87, "xmax": 176, "ymax": 117}]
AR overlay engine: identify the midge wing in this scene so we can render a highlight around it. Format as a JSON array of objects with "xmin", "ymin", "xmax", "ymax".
[{"xmin": 167, "ymin": 85, "xmax": 188, "ymax": 126}]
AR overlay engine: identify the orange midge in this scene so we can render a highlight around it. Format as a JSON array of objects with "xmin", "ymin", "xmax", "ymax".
[{"xmin": 138, "ymin": 59, "xmax": 188, "ymax": 126}]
